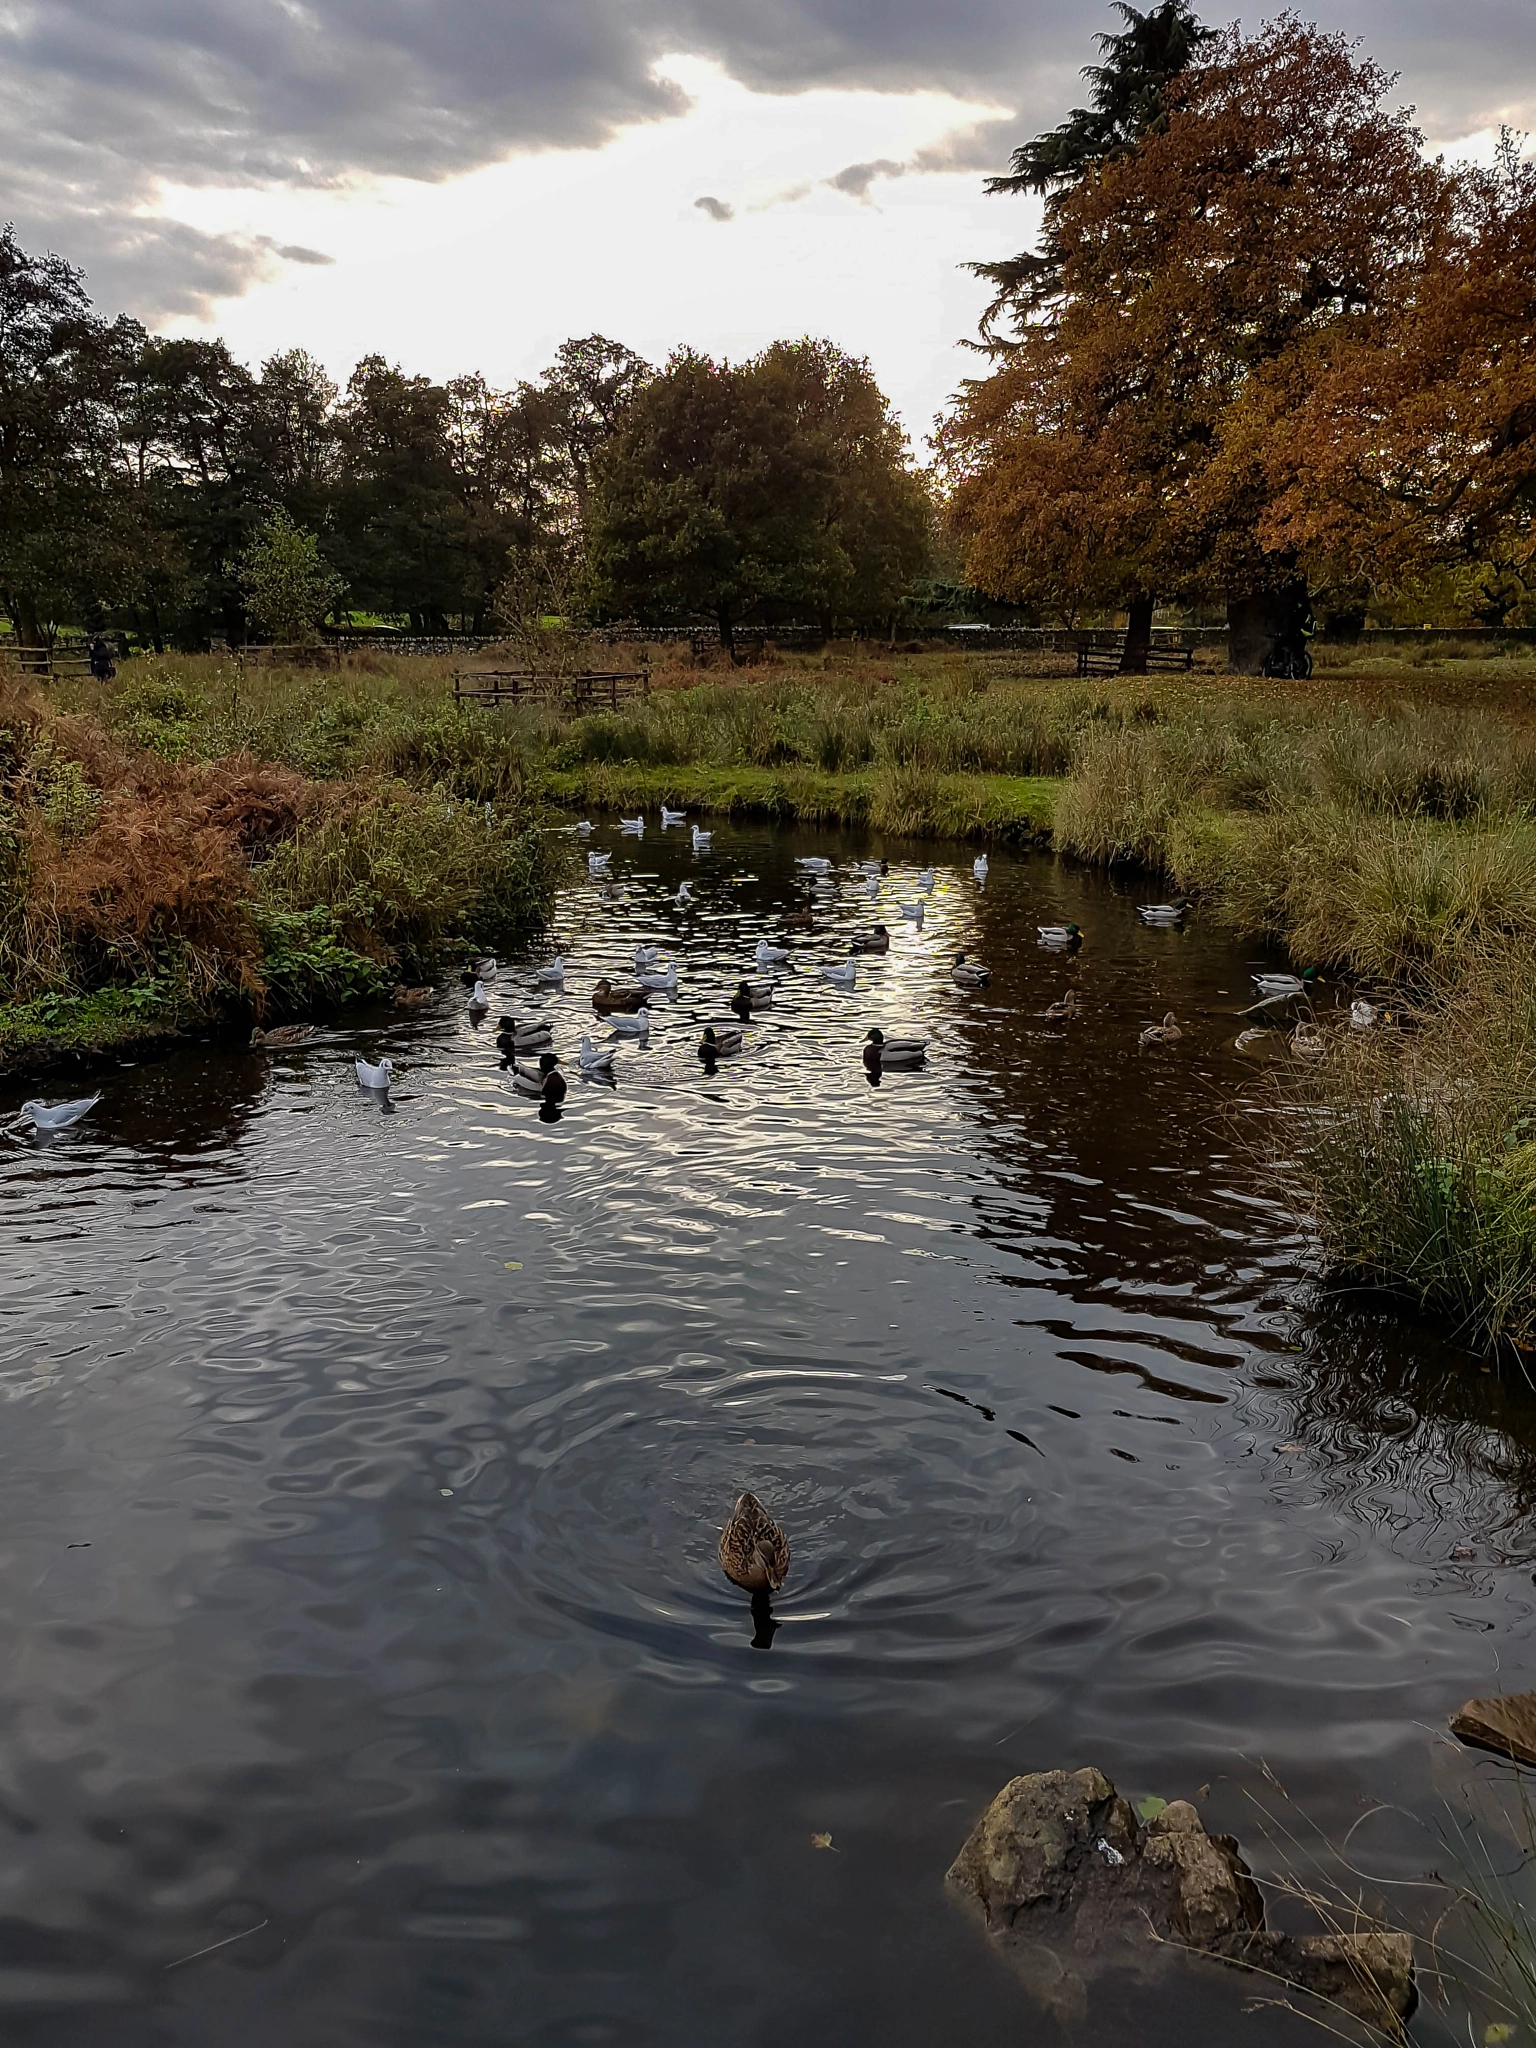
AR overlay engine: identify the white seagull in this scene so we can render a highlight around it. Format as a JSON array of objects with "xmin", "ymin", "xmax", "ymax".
[
  {"xmin": 536, "ymin": 957, "xmax": 565, "ymax": 983},
  {"xmin": 578, "ymin": 1035, "xmax": 617, "ymax": 1073},
  {"xmin": 755, "ymin": 939, "xmax": 790, "ymax": 966},
  {"xmin": 609, "ymin": 1007, "xmax": 651, "ymax": 1038},
  {"xmin": 691, "ymin": 827, "xmax": 713, "ymax": 851},
  {"xmin": 661, "ymin": 806, "xmax": 687, "ymax": 826},
  {"xmin": 795, "ymin": 856, "xmax": 833, "ymax": 873},
  {"xmin": 588, "ymin": 852, "xmax": 612, "ymax": 874},
  {"xmin": 21, "ymin": 1094, "xmax": 100, "ymax": 1131},
  {"xmin": 467, "ymin": 980, "xmax": 492, "ymax": 1014},
  {"xmin": 973, "ymin": 855, "xmax": 989, "ymax": 882},
  {"xmin": 821, "ymin": 959, "xmax": 857, "ymax": 987},
  {"xmin": 620, "ymin": 816, "xmax": 645, "ymax": 834},
  {"xmin": 355, "ymin": 1057, "xmax": 393, "ymax": 1090}
]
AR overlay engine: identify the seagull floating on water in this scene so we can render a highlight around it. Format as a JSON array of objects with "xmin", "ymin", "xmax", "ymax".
[
  {"xmin": 661, "ymin": 806, "xmax": 687, "ymax": 826},
  {"xmin": 755, "ymin": 938, "xmax": 790, "ymax": 967},
  {"xmin": 638, "ymin": 963, "xmax": 678, "ymax": 993},
  {"xmin": 620, "ymin": 816, "xmax": 645, "ymax": 834},
  {"xmin": 676, "ymin": 881, "xmax": 695, "ymax": 905},
  {"xmin": 588, "ymin": 851, "xmax": 612, "ymax": 874},
  {"xmin": 973, "ymin": 855, "xmax": 989, "ymax": 882},
  {"xmin": 822, "ymin": 959, "xmax": 857, "ymax": 987},
  {"xmin": 21, "ymin": 1094, "xmax": 100, "ymax": 1131},
  {"xmin": 578, "ymin": 1035, "xmax": 616, "ymax": 1074},
  {"xmin": 796, "ymin": 856, "xmax": 833, "ymax": 874},
  {"xmin": 573, "ymin": 820, "xmax": 594, "ymax": 835},
  {"xmin": 899, "ymin": 900, "xmax": 924, "ymax": 922},
  {"xmin": 355, "ymin": 1057, "xmax": 392, "ymax": 1090},
  {"xmin": 916, "ymin": 869, "xmax": 935, "ymax": 893},
  {"xmin": 609, "ymin": 1007, "xmax": 651, "ymax": 1038},
  {"xmin": 536, "ymin": 957, "xmax": 565, "ymax": 983},
  {"xmin": 467, "ymin": 980, "xmax": 492, "ymax": 1014},
  {"xmin": 691, "ymin": 827, "xmax": 712, "ymax": 851},
  {"xmin": 634, "ymin": 944, "xmax": 660, "ymax": 969}
]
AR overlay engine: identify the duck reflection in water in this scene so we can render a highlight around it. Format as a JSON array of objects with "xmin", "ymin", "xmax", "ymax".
[{"xmin": 750, "ymin": 1589, "xmax": 780, "ymax": 1650}]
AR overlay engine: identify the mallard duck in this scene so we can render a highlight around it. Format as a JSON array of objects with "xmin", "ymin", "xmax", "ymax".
[
  {"xmin": 355, "ymin": 1056, "xmax": 392, "ymax": 1090},
  {"xmin": 609, "ymin": 1007, "xmax": 651, "ymax": 1038},
  {"xmin": 731, "ymin": 979, "xmax": 773, "ymax": 1018},
  {"xmin": 756, "ymin": 939, "xmax": 790, "ymax": 966},
  {"xmin": 250, "ymin": 1023, "xmax": 314, "ymax": 1048},
  {"xmin": 1137, "ymin": 898, "xmax": 1190, "ymax": 926},
  {"xmin": 1139, "ymin": 1012, "xmax": 1182, "ymax": 1047},
  {"xmin": 863, "ymin": 1027, "xmax": 927, "ymax": 1070},
  {"xmin": 951, "ymin": 953, "xmax": 989, "ymax": 987},
  {"xmin": 467, "ymin": 980, "xmax": 492, "ymax": 1014},
  {"xmin": 578, "ymin": 1035, "xmax": 615, "ymax": 1074},
  {"xmin": 850, "ymin": 924, "xmax": 890, "ymax": 954},
  {"xmin": 661, "ymin": 806, "xmax": 687, "ymax": 826},
  {"xmin": 1044, "ymin": 990, "xmax": 1080, "ymax": 1020},
  {"xmin": 699, "ymin": 1025, "xmax": 744, "ymax": 1059},
  {"xmin": 822, "ymin": 959, "xmax": 857, "ymax": 987},
  {"xmin": 973, "ymin": 855, "xmax": 989, "ymax": 881},
  {"xmin": 393, "ymin": 985, "xmax": 434, "ymax": 1006},
  {"xmin": 1253, "ymin": 969, "xmax": 1319, "ymax": 999},
  {"xmin": 497, "ymin": 1014, "xmax": 553, "ymax": 1054},
  {"xmin": 591, "ymin": 978, "xmax": 646, "ymax": 1014},
  {"xmin": 21, "ymin": 1094, "xmax": 100, "ymax": 1130},
  {"xmin": 1290, "ymin": 1023, "xmax": 1325, "ymax": 1059},
  {"xmin": 718, "ymin": 1492, "xmax": 790, "ymax": 1593},
  {"xmin": 460, "ymin": 956, "xmax": 497, "ymax": 983},
  {"xmin": 691, "ymin": 827, "xmax": 712, "ymax": 851},
  {"xmin": 855, "ymin": 860, "xmax": 889, "ymax": 876},
  {"xmin": 512, "ymin": 1052, "xmax": 567, "ymax": 1100},
  {"xmin": 1038, "ymin": 923, "xmax": 1082, "ymax": 948},
  {"xmin": 795, "ymin": 856, "xmax": 833, "ymax": 873}
]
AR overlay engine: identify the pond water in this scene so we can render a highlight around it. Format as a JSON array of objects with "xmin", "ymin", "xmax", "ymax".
[{"xmin": 3, "ymin": 821, "xmax": 1536, "ymax": 2047}]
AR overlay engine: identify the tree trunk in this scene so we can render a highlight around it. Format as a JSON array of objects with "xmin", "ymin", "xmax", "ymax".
[
  {"xmin": 717, "ymin": 607, "xmax": 736, "ymax": 661},
  {"xmin": 1227, "ymin": 582, "xmax": 1311, "ymax": 674},
  {"xmin": 1119, "ymin": 594, "xmax": 1155, "ymax": 675}
]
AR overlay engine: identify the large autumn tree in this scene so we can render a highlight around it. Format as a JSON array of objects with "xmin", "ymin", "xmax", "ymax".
[{"xmin": 945, "ymin": 16, "xmax": 1449, "ymax": 671}]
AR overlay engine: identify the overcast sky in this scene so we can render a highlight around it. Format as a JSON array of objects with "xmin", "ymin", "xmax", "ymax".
[{"xmin": 2, "ymin": 0, "xmax": 1531, "ymax": 439}]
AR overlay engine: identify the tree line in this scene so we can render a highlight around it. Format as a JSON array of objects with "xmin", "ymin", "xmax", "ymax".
[
  {"xmin": 943, "ymin": 1, "xmax": 1536, "ymax": 671},
  {"xmin": 0, "ymin": 240, "xmax": 930, "ymax": 653}
]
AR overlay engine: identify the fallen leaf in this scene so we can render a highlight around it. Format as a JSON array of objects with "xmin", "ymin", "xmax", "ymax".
[
  {"xmin": 504, "ymin": 1261, "xmax": 523, "ymax": 1270},
  {"xmin": 1484, "ymin": 2025, "xmax": 1515, "ymax": 2044},
  {"xmin": 1197, "ymin": 1784, "xmax": 1210, "ymax": 1800},
  {"xmin": 1135, "ymin": 1796, "xmax": 1168, "ymax": 1822},
  {"xmin": 811, "ymin": 1832, "xmax": 835, "ymax": 1851},
  {"xmin": 1277, "ymin": 1444, "xmax": 1303, "ymax": 1452}
]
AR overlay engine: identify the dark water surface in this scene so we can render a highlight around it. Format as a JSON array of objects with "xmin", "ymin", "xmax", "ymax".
[{"xmin": 3, "ymin": 822, "xmax": 1535, "ymax": 2046}]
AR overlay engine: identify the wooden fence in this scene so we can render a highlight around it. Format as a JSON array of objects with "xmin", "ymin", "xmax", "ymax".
[{"xmin": 452, "ymin": 665, "xmax": 650, "ymax": 711}]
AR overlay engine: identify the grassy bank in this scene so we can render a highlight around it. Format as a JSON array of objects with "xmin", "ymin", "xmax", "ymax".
[{"xmin": 0, "ymin": 662, "xmax": 564, "ymax": 1070}]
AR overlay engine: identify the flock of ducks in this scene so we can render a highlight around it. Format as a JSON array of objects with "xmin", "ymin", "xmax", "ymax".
[{"xmin": 9, "ymin": 830, "xmax": 1373, "ymax": 1149}]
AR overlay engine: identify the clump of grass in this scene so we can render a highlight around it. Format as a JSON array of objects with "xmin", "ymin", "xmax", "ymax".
[
  {"xmin": 257, "ymin": 786, "xmax": 554, "ymax": 979},
  {"xmin": 1269, "ymin": 944, "xmax": 1536, "ymax": 1350}
]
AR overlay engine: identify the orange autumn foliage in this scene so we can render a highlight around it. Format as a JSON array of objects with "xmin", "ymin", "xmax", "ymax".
[{"xmin": 943, "ymin": 17, "xmax": 1450, "ymax": 616}]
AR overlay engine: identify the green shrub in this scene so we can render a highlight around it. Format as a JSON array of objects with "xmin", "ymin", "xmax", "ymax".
[{"xmin": 252, "ymin": 905, "xmax": 393, "ymax": 1013}]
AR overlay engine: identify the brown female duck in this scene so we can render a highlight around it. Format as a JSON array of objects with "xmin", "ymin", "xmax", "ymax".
[{"xmin": 718, "ymin": 1492, "xmax": 790, "ymax": 1593}]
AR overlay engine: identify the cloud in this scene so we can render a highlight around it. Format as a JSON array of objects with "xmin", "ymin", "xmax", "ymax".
[
  {"xmin": 827, "ymin": 158, "xmax": 906, "ymax": 201},
  {"xmin": 0, "ymin": 0, "xmax": 1528, "ymax": 324},
  {"xmin": 276, "ymin": 244, "xmax": 335, "ymax": 267},
  {"xmin": 694, "ymin": 194, "xmax": 735, "ymax": 220}
]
